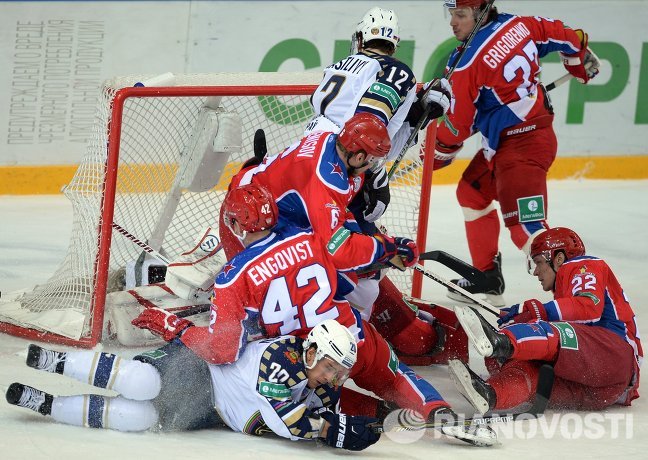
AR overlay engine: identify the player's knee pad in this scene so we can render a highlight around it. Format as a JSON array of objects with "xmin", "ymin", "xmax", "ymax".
[
  {"xmin": 113, "ymin": 360, "xmax": 162, "ymax": 401},
  {"xmin": 456, "ymin": 177, "xmax": 493, "ymax": 211},
  {"xmin": 106, "ymin": 397, "xmax": 159, "ymax": 432}
]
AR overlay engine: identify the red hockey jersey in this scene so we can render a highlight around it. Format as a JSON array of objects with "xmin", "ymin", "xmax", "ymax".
[
  {"xmin": 181, "ymin": 223, "xmax": 380, "ymax": 364},
  {"xmin": 437, "ymin": 13, "xmax": 584, "ymax": 159},
  {"xmin": 545, "ymin": 256, "xmax": 643, "ymax": 366}
]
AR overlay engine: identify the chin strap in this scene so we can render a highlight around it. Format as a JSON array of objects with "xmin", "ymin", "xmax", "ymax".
[{"xmin": 345, "ymin": 151, "xmax": 367, "ymax": 177}]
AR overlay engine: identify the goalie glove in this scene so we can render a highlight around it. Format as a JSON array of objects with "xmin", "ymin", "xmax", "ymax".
[
  {"xmin": 362, "ymin": 166, "xmax": 390, "ymax": 222},
  {"xmin": 560, "ymin": 29, "xmax": 600, "ymax": 84},
  {"xmin": 131, "ymin": 307, "xmax": 193, "ymax": 342},
  {"xmin": 318, "ymin": 410, "xmax": 381, "ymax": 451}
]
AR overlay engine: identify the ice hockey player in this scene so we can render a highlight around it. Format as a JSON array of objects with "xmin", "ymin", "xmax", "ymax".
[
  {"xmin": 434, "ymin": 0, "xmax": 601, "ymax": 307},
  {"xmin": 448, "ymin": 227, "xmax": 642, "ymax": 413},
  {"xmin": 307, "ymin": 6, "xmax": 452, "ymax": 227},
  {"xmin": 133, "ymin": 183, "xmax": 497, "ymax": 446},
  {"xmin": 228, "ymin": 112, "xmax": 455, "ymax": 363},
  {"xmin": 6, "ymin": 321, "xmax": 384, "ymax": 451},
  {"xmin": 305, "ymin": 7, "xmax": 456, "ymax": 362}
]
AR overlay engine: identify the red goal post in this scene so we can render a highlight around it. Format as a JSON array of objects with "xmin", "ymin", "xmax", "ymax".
[{"xmin": 0, "ymin": 73, "xmax": 435, "ymax": 347}]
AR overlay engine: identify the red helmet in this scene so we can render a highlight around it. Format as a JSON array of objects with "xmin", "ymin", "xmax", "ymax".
[
  {"xmin": 444, "ymin": 0, "xmax": 488, "ymax": 8},
  {"xmin": 222, "ymin": 183, "xmax": 278, "ymax": 233},
  {"xmin": 530, "ymin": 227, "xmax": 586, "ymax": 263},
  {"xmin": 338, "ymin": 113, "xmax": 391, "ymax": 159}
]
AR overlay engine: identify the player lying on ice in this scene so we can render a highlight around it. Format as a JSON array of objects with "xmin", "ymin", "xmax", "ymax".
[
  {"xmin": 134, "ymin": 183, "xmax": 496, "ymax": 446},
  {"xmin": 6, "ymin": 321, "xmax": 384, "ymax": 451},
  {"xmin": 447, "ymin": 227, "xmax": 642, "ymax": 412}
]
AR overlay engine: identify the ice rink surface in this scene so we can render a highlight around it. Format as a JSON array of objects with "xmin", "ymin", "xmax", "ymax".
[{"xmin": 0, "ymin": 179, "xmax": 646, "ymax": 459}]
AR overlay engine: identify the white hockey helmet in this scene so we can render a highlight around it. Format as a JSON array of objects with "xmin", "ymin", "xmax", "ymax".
[
  {"xmin": 351, "ymin": 7, "xmax": 400, "ymax": 54},
  {"xmin": 302, "ymin": 320, "xmax": 357, "ymax": 374}
]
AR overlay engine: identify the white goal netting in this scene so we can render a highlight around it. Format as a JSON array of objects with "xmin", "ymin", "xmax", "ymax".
[{"xmin": 0, "ymin": 72, "xmax": 432, "ymax": 346}]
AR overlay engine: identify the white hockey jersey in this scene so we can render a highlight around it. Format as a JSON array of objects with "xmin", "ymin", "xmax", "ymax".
[
  {"xmin": 208, "ymin": 336, "xmax": 340, "ymax": 440},
  {"xmin": 306, "ymin": 50, "xmax": 418, "ymax": 160}
]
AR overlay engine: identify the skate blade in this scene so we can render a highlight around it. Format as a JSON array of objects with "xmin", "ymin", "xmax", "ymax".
[
  {"xmin": 440, "ymin": 424, "xmax": 499, "ymax": 447},
  {"xmin": 448, "ymin": 360, "xmax": 490, "ymax": 414},
  {"xmin": 454, "ymin": 306, "xmax": 493, "ymax": 357}
]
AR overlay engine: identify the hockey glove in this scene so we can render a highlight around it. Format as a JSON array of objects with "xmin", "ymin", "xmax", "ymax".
[
  {"xmin": 376, "ymin": 234, "xmax": 419, "ymax": 271},
  {"xmin": 131, "ymin": 307, "xmax": 193, "ymax": 341},
  {"xmin": 560, "ymin": 29, "xmax": 600, "ymax": 84},
  {"xmin": 433, "ymin": 139, "xmax": 463, "ymax": 170},
  {"xmin": 406, "ymin": 78, "xmax": 453, "ymax": 130},
  {"xmin": 362, "ymin": 166, "xmax": 390, "ymax": 222},
  {"xmin": 421, "ymin": 78, "xmax": 452, "ymax": 118},
  {"xmin": 319, "ymin": 410, "xmax": 381, "ymax": 451},
  {"xmin": 497, "ymin": 299, "xmax": 548, "ymax": 327}
]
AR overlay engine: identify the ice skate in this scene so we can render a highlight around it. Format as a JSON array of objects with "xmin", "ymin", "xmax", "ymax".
[
  {"xmin": 6, "ymin": 382, "xmax": 53, "ymax": 416},
  {"xmin": 26, "ymin": 344, "xmax": 66, "ymax": 374},
  {"xmin": 447, "ymin": 253, "xmax": 505, "ymax": 307},
  {"xmin": 454, "ymin": 305, "xmax": 513, "ymax": 359},
  {"xmin": 448, "ymin": 360, "xmax": 496, "ymax": 414},
  {"xmin": 430, "ymin": 406, "xmax": 498, "ymax": 447}
]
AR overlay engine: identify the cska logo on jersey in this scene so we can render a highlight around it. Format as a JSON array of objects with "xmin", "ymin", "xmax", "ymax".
[
  {"xmin": 221, "ymin": 263, "xmax": 236, "ymax": 276},
  {"xmin": 329, "ymin": 162, "xmax": 345, "ymax": 179}
]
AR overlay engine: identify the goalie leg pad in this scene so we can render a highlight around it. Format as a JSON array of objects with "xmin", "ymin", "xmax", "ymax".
[
  {"xmin": 106, "ymin": 285, "xmax": 208, "ymax": 347},
  {"xmin": 370, "ymin": 277, "xmax": 419, "ymax": 338},
  {"xmin": 396, "ymin": 301, "xmax": 469, "ymax": 366}
]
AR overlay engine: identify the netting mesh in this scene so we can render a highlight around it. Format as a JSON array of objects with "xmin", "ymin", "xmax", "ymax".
[{"xmin": 0, "ymin": 72, "xmax": 429, "ymax": 344}]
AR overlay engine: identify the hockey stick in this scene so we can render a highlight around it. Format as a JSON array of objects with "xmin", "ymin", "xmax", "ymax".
[
  {"xmin": 387, "ymin": 0, "xmax": 495, "ymax": 180},
  {"xmin": 112, "ymin": 222, "xmax": 171, "ymax": 265},
  {"xmin": 357, "ymin": 250, "xmax": 484, "ymax": 281},
  {"xmin": 254, "ymin": 128, "xmax": 268, "ymax": 158},
  {"xmin": 545, "ymin": 61, "xmax": 594, "ymax": 92},
  {"xmin": 174, "ymin": 303, "xmax": 211, "ymax": 318},
  {"xmin": 420, "ymin": 250, "xmax": 487, "ymax": 286},
  {"xmin": 544, "ymin": 72, "xmax": 574, "ymax": 92},
  {"xmin": 147, "ymin": 104, "xmax": 241, "ymax": 252},
  {"xmin": 413, "ymin": 264, "xmax": 500, "ymax": 317},
  {"xmin": 370, "ymin": 363, "xmax": 554, "ymax": 433}
]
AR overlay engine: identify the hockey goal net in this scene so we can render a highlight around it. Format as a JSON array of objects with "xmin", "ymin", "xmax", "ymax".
[{"xmin": 0, "ymin": 72, "xmax": 436, "ymax": 347}]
